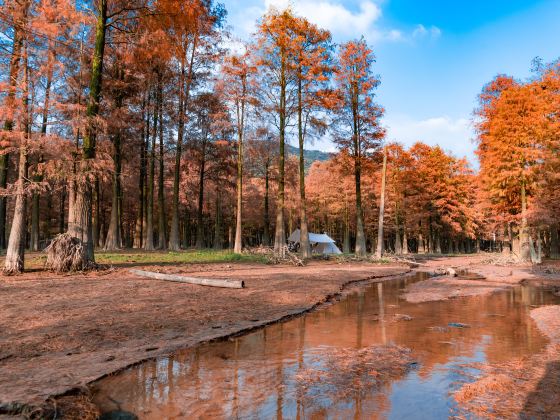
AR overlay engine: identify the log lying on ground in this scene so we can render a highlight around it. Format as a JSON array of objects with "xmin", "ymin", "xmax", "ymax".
[{"xmin": 129, "ymin": 269, "xmax": 245, "ymax": 289}]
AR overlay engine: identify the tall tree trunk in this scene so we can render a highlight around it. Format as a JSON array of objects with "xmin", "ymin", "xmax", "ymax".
[
  {"xmin": 375, "ymin": 148, "xmax": 387, "ymax": 259},
  {"xmin": 157, "ymin": 82, "xmax": 167, "ymax": 249},
  {"xmin": 59, "ymin": 185, "xmax": 66, "ymax": 233},
  {"xmin": 233, "ymin": 74, "xmax": 246, "ymax": 254},
  {"xmin": 4, "ymin": 144, "xmax": 28, "ymax": 274},
  {"xmin": 169, "ymin": 38, "xmax": 196, "ymax": 251},
  {"xmin": 62, "ymin": 0, "xmax": 107, "ymax": 267},
  {"xmin": 273, "ymin": 49, "xmax": 287, "ymax": 257},
  {"xmin": 352, "ymin": 93, "xmax": 366, "ymax": 256},
  {"xmin": 343, "ymin": 198, "xmax": 350, "ymax": 253},
  {"xmin": 104, "ymin": 132, "xmax": 122, "ymax": 250},
  {"xmin": 195, "ymin": 145, "xmax": 206, "ymax": 249},
  {"xmin": 214, "ymin": 187, "xmax": 223, "ymax": 250},
  {"xmin": 263, "ymin": 162, "xmax": 270, "ymax": 246},
  {"xmin": 1, "ymin": 3, "xmax": 27, "ymax": 249},
  {"xmin": 520, "ymin": 178, "xmax": 531, "ymax": 262},
  {"xmin": 144, "ymin": 89, "xmax": 157, "ymax": 251},
  {"xmin": 134, "ymin": 97, "xmax": 148, "ymax": 248},
  {"xmin": 30, "ymin": 44, "xmax": 54, "ymax": 251},
  {"xmin": 550, "ymin": 223, "xmax": 559, "ymax": 259},
  {"xmin": 4, "ymin": 45, "xmax": 30, "ymax": 274},
  {"xmin": 297, "ymin": 77, "xmax": 311, "ymax": 258}
]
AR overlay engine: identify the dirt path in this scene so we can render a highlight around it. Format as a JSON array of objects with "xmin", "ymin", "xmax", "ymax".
[{"xmin": 0, "ymin": 260, "xmax": 410, "ymax": 414}]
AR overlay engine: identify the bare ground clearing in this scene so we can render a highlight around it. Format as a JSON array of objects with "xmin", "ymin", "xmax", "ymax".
[
  {"xmin": 2, "ymin": 254, "xmax": 560, "ymax": 418},
  {"xmin": 0, "ymin": 260, "xmax": 410, "ymax": 414}
]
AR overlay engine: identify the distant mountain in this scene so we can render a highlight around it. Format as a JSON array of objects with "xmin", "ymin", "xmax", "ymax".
[{"xmin": 286, "ymin": 144, "xmax": 333, "ymax": 171}]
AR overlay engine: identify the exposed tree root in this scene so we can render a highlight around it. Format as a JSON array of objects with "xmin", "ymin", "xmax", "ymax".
[{"xmin": 44, "ymin": 233, "xmax": 96, "ymax": 273}]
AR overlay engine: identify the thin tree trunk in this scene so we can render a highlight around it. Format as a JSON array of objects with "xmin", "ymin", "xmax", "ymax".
[
  {"xmin": 233, "ymin": 74, "xmax": 246, "ymax": 254},
  {"xmin": 520, "ymin": 178, "xmax": 531, "ymax": 262},
  {"xmin": 134, "ymin": 97, "xmax": 148, "ymax": 248},
  {"xmin": 195, "ymin": 143, "xmax": 206, "ymax": 249},
  {"xmin": 157, "ymin": 81, "xmax": 167, "ymax": 249},
  {"xmin": 262, "ymin": 162, "xmax": 270, "ymax": 246},
  {"xmin": 214, "ymin": 188, "xmax": 223, "ymax": 250},
  {"xmin": 273, "ymin": 48, "xmax": 287, "ymax": 257},
  {"xmin": 144, "ymin": 89, "xmax": 157, "ymax": 251},
  {"xmin": 104, "ymin": 133, "xmax": 122, "ymax": 250},
  {"xmin": 550, "ymin": 223, "xmax": 559, "ymax": 259},
  {"xmin": 59, "ymin": 185, "xmax": 66, "ymax": 233},
  {"xmin": 297, "ymin": 77, "xmax": 310, "ymax": 258},
  {"xmin": 343, "ymin": 198, "xmax": 350, "ymax": 253},
  {"xmin": 375, "ymin": 148, "xmax": 387, "ymax": 259}
]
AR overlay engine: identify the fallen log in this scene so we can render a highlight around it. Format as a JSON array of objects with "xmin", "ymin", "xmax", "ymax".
[{"xmin": 129, "ymin": 269, "xmax": 245, "ymax": 289}]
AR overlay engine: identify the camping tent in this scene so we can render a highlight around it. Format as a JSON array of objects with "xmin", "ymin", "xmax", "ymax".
[{"xmin": 288, "ymin": 229, "xmax": 342, "ymax": 255}]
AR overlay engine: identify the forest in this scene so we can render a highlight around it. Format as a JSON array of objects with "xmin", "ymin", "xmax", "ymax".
[{"xmin": 1, "ymin": 0, "xmax": 559, "ymax": 275}]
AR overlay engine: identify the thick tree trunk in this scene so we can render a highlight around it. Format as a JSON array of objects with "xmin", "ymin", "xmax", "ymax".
[
  {"xmin": 375, "ymin": 148, "xmax": 387, "ymax": 259},
  {"xmin": 0, "ymin": 7, "xmax": 26, "ymax": 250},
  {"xmin": 4, "ymin": 145, "xmax": 28, "ymax": 274}
]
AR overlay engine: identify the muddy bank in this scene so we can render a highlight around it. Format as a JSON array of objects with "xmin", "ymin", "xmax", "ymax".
[
  {"xmin": 455, "ymin": 305, "xmax": 560, "ymax": 418},
  {"xmin": 402, "ymin": 254, "xmax": 554, "ymax": 303},
  {"xmin": 0, "ymin": 261, "xmax": 409, "ymax": 414}
]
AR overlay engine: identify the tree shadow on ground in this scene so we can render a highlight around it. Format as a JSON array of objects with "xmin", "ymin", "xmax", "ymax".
[{"xmin": 520, "ymin": 361, "xmax": 560, "ymax": 419}]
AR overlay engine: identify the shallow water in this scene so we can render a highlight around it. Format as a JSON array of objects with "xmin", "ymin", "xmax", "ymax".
[{"xmin": 93, "ymin": 273, "xmax": 560, "ymax": 419}]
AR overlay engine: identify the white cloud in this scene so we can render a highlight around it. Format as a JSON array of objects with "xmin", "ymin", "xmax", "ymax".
[
  {"xmin": 226, "ymin": 0, "xmax": 440, "ymax": 45},
  {"xmin": 384, "ymin": 114, "xmax": 477, "ymax": 164},
  {"xmin": 412, "ymin": 24, "xmax": 442, "ymax": 40}
]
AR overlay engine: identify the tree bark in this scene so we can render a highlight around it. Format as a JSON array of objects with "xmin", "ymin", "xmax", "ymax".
[
  {"xmin": 144, "ymin": 89, "xmax": 157, "ymax": 251},
  {"xmin": 375, "ymin": 148, "xmax": 387, "ymax": 259},
  {"xmin": 63, "ymin": 0, "xmax": 106, "ymax": 267},
  {"xmin": 263, "ymin": 161, "xmax": 270, "ymax": 246},
  {"xmin": 1, "ymin": 3, "xmax": 27, "ymax": 249},
  {"xmin": 134, "ymin": 97, "xmax": 147, "ymax": 248},
  {"xmin": 343, "ymin": 198, "xmax": 350, "ymax": 253},
  {"xmin": 520, "ymin": 178, "xmax": 531, "ymax": 262},
  {"xmin": 273, "ymin": 47, "xmax": 287, "ymax": 257},
  {"xmin": 214, "ymin": 188, "xmax": 223, "ymax": 250},
  {"xmin": 296, "ymin": 77, "xmax": 311, "ymax": 258},
  {"xmin": 157, "ymin": 81, "xmax": 167, "ymax": 249},
  {"xmin": 550, "ymin": 223, "xmax": 559, "ymax": 259},
  {"xmin": 4, "ymin": 144, "xmax": 28, "ymax": 274},
  {"xmin": 233, "ymin": 72, "xmax": 246, "ymax": 254},
  {"xmin": 195, "ymin": 140, "xmax": 206, "ymax": 249}
]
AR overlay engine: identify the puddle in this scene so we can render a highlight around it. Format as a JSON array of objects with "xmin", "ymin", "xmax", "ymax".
[{"xmin": 92, "ymin": 273, "xmax": 560, "ymax": 418}]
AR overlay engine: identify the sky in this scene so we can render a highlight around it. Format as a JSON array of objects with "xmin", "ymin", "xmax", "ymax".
[{"xmin": 220, "ymin": 0, "xmax": 560, "ymax": 166}]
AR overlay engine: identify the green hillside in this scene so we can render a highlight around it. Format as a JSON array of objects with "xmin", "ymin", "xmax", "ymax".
[{"xmin": 286, "ymin": 144, "xmax": 332, "ymax": 171}]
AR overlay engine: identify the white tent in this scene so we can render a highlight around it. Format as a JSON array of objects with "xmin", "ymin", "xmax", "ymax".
[{"xmin": 288, "ymin": 229, "xmax": 342, "ymax": 255}]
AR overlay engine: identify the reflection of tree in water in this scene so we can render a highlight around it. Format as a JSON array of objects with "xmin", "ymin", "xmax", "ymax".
[{"xmin": 294, "ymin": 344, "xmax": 415, "ymax": 413}]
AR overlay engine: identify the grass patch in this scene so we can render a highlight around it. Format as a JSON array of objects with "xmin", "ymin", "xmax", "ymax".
[{"xmin": 24, "ymin": 249, "xmax": 267, "ymax": 270}]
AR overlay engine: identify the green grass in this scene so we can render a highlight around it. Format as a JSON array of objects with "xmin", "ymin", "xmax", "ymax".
[{"xmin": 25, "ymin": 249, "xmax": 268, "ymax": 269}]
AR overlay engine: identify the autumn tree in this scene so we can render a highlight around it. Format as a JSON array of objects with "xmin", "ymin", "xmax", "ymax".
[{"xmin": 333, "ymin": 38, "xmax": 384, "ymax": 256}]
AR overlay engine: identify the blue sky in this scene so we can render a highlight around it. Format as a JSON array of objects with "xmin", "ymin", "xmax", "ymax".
[{"xmin": 221, "ymin": 0, "xmax": 560, "ymax": 165}]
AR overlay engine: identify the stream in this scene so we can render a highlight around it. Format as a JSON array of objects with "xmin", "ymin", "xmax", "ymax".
[{"xmin": 92, "ymin": 272, "xmax": 560, "ymax": 419}]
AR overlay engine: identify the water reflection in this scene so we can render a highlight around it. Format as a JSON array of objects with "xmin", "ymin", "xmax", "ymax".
[{"xmin": 93, "ymin": 273, "xmax": 559, "ymax": 419}]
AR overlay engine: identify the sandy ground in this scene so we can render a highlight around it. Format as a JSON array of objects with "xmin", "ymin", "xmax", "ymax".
[{"xmin": 0, "ymin": 260, "xmax": 410, "ymax": 415}]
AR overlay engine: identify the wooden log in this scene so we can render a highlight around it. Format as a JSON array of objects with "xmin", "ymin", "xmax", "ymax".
[{"xmin": 129, "ymin": 269, "xmax": 245, "ymax": 289}]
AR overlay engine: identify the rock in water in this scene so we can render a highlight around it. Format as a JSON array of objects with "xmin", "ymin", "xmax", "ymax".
[{"xmin": 448, "ymin": 322, "xmax": 470, "ymax": 328}]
